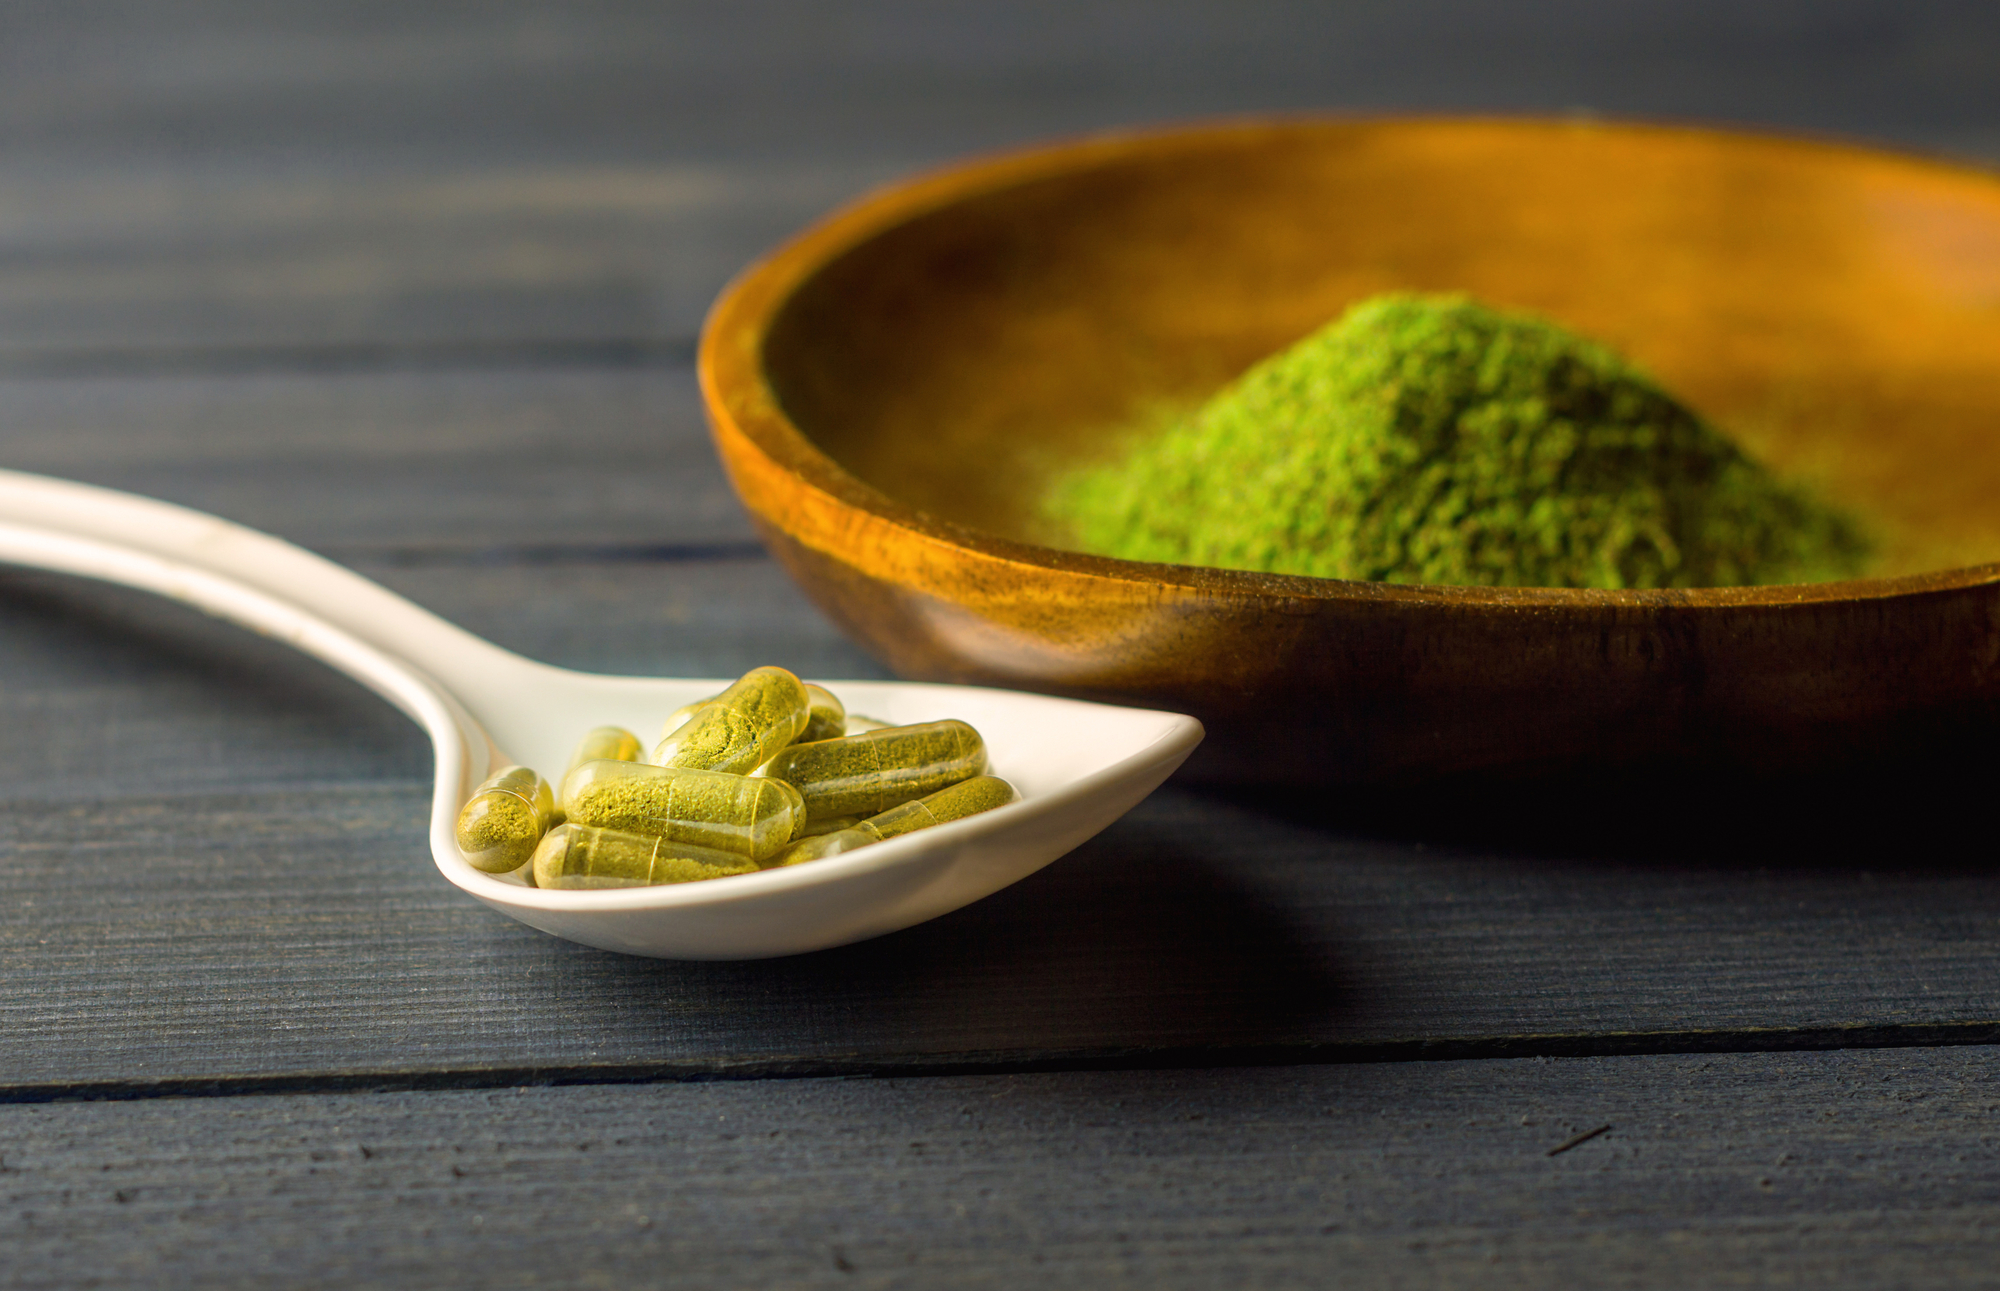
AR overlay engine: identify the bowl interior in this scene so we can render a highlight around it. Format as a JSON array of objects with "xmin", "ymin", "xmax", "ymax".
[{"xmin": 764, "ymin": 119, "xmax": 2000, "ymax": 581}]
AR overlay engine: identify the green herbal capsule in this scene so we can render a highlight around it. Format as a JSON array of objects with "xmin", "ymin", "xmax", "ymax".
[
  {"xmin": 757, "ymin": 719, "xmax": 987, "ymax": 819},
  {"xmin": 562, "ymin": 758, "xmax": 806, "ymax": 861},
  {"xmin": 800, "ymin": 683, "xmax": 847, "ymax": 744},
  {"xmin": 566, "ymin": 725, "xmax": 645, "ymax": 778},
  {"xmin": 772, "ymin": 829, "xmax": 875, "ymax": 867},
  {"xmin": 454, "ymin": 765, "xmax": 556, "ymax": 874},
  {"xmin": 653, "ymin": 666, "xmax": 810, "ymax": 774},
  {"xmin": 532, "ymin": 822, "xmax": 759, "ymax": 889},
  {"xmin": 772, "ymin": 774, "xmax": 1019, "ymax": 867},
  {"xmin": 658, "ymin": 696, "xmax": 717, "ymax": 741},
  {"xmin": 795, "ymin": 813, "xmax": 864, "ymax": 839},
  {"xmin": 747, "ymin": 684, "xmax": 849, "ymax": 775},
  {"xmin": 554, "ymin": 726, "xmax": 645, "ymax": 826}
]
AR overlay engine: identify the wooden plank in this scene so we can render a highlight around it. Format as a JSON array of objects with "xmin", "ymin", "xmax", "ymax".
[
  {"xmin": 5, "ymin": 560, "xmax": 2000, "ymax": 1088},
  {"xmin": 0, "ymin": 2, "xmax": 1991, "ymax": 1272},
  {"xmin": 0, "ymin": 365, "xmax": 758, "ymax": 552},
  {"xmin": 3, "ymin": 1047, "xmax": 1998, "ymax": 1287},
  {"xmin": 0, "ymin": 3, "xmax": 1994, "ymax": 355},
  {"xmin": 2, "ymin": 359, "xmax": 2000, "ymax": 1083},
  {"xmin": 1, "ymin": 0, "xmax": 1989, "ymax": 171},
  {"xmin": 0, "ymin": 161, "xmax": 870, "ymax": 358}
]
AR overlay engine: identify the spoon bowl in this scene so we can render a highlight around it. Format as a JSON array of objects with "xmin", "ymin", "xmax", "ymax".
[{"xmin": 0, "ymin": 468, "xmax": 1202, "ymax": 959}]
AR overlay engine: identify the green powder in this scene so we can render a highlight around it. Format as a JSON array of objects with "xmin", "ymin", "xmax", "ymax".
[{"xmin": 1043, "ymin": 293, "xmax": 1871, "ymax": 589}]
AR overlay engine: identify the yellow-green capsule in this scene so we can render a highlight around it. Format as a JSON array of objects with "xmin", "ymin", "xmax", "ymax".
[
  {"xmin": 800, "ymin": 683, "xmax": 847, "ymax": 744},
  {"xmin": 553, "ymin": 726, "xmax": 645, "ymax": 825},
  {"xmin": 652, "ymin": 666, "xmax": 810, "ymax": 774},
  {"xmin": 756, "ymin": 719, "xmax": 987, "ymax": 819},
  {"xmin": 532, "ymin": 822, "xmax": 759, "ymax": 889},
  {"xmin": 454, "ymin": 765, "xmax": 556, "ymax": 874},
  {"xmin": 794, "ymin": 813, "xmax": 864, "ymax": 839},
  {"xmin": 566, "ymin": 725, "xmax": 645, "ymax": 779},
  {"xmin": 771, "ymin": 775, "xmax": 1019, "ymax": 867},
  {"xmin": 658, "ymin": 696, "xmax": 717, "ymax": 741},
  {"xmin": 562, "ymin": 758, "xmax": 806, "ymax": 861},
  {"xmin": 748, "ymin": 685, "xmax": 849, "ymax": 776}
]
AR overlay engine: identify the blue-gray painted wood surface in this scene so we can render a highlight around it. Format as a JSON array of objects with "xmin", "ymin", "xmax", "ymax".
[
  {"xmin": 0, "ymin": 1, "xmax": 1993, "ymax": 358},
  {"xmin": 3, "ymin": 1, "xmax": 1999, "ymax": 1283},
  {"xmin": 6, "ymin": 1048, "xmax": 2000, "ymax": 1289},
  {"xmin": 3, "ymin": 361, "xmax": 2000, "ymax": 1091}
]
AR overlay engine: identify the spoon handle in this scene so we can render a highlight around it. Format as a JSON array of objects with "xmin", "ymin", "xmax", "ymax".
[
  {"xmin": 0, "ymin": 467, "xmax": 493, "ymax": 804},
  {"xmin": 0, "ymin": 467, "xmax": 554, "ymax": 696}
]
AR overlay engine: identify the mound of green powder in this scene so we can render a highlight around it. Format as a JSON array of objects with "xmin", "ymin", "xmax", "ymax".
[{"xmin": 1043, "ymin": 293, "xmax": 1871, "ymax": 589}]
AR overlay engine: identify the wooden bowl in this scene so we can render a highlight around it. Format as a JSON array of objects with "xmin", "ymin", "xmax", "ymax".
[{"xmin": 700, "ymin": 117, "xmax": 2000, "ymax": 785}]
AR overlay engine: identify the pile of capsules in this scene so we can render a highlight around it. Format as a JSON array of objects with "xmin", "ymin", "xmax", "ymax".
[{"xmin": 452, "ymin": 665, "xmax": 1019, "ymax": 889}]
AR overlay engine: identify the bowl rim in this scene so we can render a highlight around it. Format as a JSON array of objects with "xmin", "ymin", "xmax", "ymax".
[{"xmin": 700, "ymin": 112, "xmax": 2000, "ymax": 613}]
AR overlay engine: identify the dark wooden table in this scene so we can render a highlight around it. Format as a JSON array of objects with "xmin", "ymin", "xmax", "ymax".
[{"xmin": 4, "ymin": 3, "xmax": 1999, "ymax": 1285}]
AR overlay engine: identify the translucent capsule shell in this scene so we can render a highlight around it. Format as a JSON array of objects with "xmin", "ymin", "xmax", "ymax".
[
  {"xmin": 855, "ymin": 772, "xmax": 1018, "ymax": 838},
  {"xmin": 658, "ymin": 696, "xmax": 716, "ymax": 742},
  {"xmin": 561, "ymin": 758, "xmax": 806, "ymax": 861},
  {"xmin": 772, "ymin": 774, "xmax": 1019, "ymax": 867},
  {"xmin": 757, "ymin": 719, "xmax": 987, "ymax": 819},
  {"xmin": 532, "ymin": 823, "xmax": 760, "ymax": 889},
  {"xmin": 565, "ymin": 725, "xmax": 646, "ymax": 779},
  {"xmin": 770, "ymin": 828, "xmax": 875, "ymax": 867},
  {"xmin": 652, "ymin": 666, "xmax": 810, "ymax": 774},
  {"xmin": 799, "ymin": 683, "xmax": 847, "ymax": 744},
  {"xmin": 794, "ymin": 813, "xmax": 864, "ymax": 839},
  {"xmin": 454, "ymin": 765, "xmax": 556, "ymax": 874}
]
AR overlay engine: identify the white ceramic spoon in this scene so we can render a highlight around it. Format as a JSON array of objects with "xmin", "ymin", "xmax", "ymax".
[{"xmin": 0, "ymin": 469, "xmax": 1203, "ymax": 959}]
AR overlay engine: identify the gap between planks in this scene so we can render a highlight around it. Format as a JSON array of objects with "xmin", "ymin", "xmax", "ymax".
[
  {"xmin": 0, "ymin": 336, "xmax": 697, "ymax": 379},
  {"xmin": 6, "ymin": 1022, "xmax": 1998, "ymax": 1108}
]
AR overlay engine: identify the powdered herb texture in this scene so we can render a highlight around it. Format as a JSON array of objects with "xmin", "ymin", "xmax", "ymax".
[
  {"xmin": 770, "ymin": 776, "xmax": 1021, "ymax": 868},
  {"xmin": 453, "ymin": 765, "xmax": 555, "ymax": 874},
  {"xmin": 532, "ymin": 822, "xmax": 760, "ymax": 889},
  {"xmin": 755, "ymin": 719, "xmax": 988, "ymax": 819},
  {"xmin": 561, "ymin": 759, "xmax": 806, "ymax": 861},
  {"xmin": 1043, "ymin": 293, "xmax": 1871, "ymax": 589},
  {"xmin": 653, "ymin": 665, "xmax": 810, "ymax": 774}
]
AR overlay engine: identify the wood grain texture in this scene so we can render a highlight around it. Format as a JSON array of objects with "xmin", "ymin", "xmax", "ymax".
[
  {"xmin": 4, "ymin": 1048, "xmax": 1999, "ymax": 1288},
  {"xmin": 3, "ymin": 1, "xmax": 1999, "ymax": 1279},
  {"xmin": 3, "ymin": 363, "xmax": 2000, "ymax": 1086},
  {"xmin": 5, "ymin": 0, "xmax": 1995, "ymax": 170},
  {"xmin": 0, "ymin": 365, "xmax": 757, "ymax": 553},
  {"xmin": 0, "ymin": 2, "xmax": 1994, "ymax": 356},
  {"xmin": 5, "ymin": 571, "xmax": 2000, "ymax": 1088}
]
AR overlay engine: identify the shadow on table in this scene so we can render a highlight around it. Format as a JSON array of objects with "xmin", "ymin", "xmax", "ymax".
[
  {"xmin": 1206, "ymin": 753, "xmax": 1992, "ymax": 875},
  {"xmin": 562, "ymin": 810, "xmax": 1358, "ymax": 1055}
]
